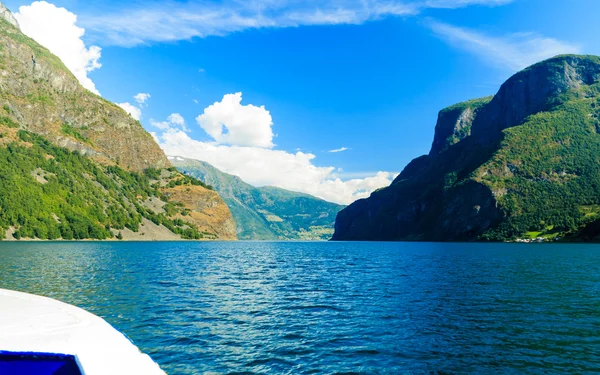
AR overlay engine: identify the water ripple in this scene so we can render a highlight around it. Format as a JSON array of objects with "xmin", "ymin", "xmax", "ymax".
[{"xmin": 2, "ymin": 242, "xmax": 600, "ymax": 374}]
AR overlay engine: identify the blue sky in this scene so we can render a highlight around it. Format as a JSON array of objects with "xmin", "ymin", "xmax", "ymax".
[{"xmin": 4, "ymin": 0, "xmax": 595, "ymax": 204}]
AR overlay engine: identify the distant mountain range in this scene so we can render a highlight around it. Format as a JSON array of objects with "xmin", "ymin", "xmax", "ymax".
[
  {"xmin": 333, "ymin": 55, "xmax": 600, "ymax": 242},
  {"xmin": 170, "ymin": 156, "xmax": 345, "ymax": 240}
]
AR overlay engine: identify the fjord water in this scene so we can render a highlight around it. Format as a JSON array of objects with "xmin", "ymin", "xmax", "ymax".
[{"xmin": 1, "ymin": 242, "xmax": 600, "ymax": 374}]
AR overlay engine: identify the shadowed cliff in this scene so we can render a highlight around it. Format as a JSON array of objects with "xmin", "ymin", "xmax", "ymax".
[{"xmin": 334, "ymin": 55, "xmax": 600, "ymax": 242}]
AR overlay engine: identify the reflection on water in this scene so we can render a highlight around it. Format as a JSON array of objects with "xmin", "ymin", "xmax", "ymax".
[{"xmin": 2, "ymin": 241, "xmax": 600, "ymax": 374}]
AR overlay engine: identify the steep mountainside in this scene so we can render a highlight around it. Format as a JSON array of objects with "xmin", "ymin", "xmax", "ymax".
[
  {"xmin": 171, "ymin": 156, "xmax": 344, "ymax": 240},
  {"xmin": 0, "ymin": 16, "xmax": 169, "ymax": 172},
  {"xmin": 0, "ymin": 5, "xmax": 236, "ymax": 241},
  {"xmin": 333, "ymin": 55, "xmax": 600, "ymax": 242}
]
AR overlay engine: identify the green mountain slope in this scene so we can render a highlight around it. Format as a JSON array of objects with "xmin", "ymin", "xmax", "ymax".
[
  {"xmin": 333, "ymin": 55, "xmax": 600, "ymax": 242},
  {"xmin": 0, "ymin": 4, "xmax": 237, "ymax": 240},
  {"xmin": 170, "ymin": 156, "xmax": 345, "ymax": 240}
]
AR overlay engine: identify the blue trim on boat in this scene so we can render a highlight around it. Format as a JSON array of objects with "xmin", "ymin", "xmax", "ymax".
[{"xmin": 0, "ymin": 351, "xmax": 83, "ymax": 375}]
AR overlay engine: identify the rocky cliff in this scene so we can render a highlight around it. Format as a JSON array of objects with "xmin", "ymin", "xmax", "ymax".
[
  {"xmin": 0, "ymin": 4, "xmax": 236, "ymax": 241},
  {"xmin": 472, "ymin": 55, "xmax": 600, "ymax": 141},
  {"xmin": 429, "ymin": 97, "xmax": 492, "ymax": 155},
  {"xmin": 333, "ymin": 55, "xmax": 600, "ymax": 242},
  {"xmin": 0, "ymin": 15, "xmax": 169, "ymax": 172},
  {"xmin": 0, "ymin": 2, "xmax": 18, "ymax": 29},
  {"xmin": 162, "ymin": 184, "xmax": 237, "ymax": 240}
]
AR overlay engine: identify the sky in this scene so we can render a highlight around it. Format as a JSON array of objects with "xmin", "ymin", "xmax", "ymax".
[{"xmin": 3, "ymin": 0, "xmax": 597, "ymax": 204}]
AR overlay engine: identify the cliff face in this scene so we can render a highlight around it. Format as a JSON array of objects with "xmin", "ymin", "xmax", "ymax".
[
  {"xmin": 429, "ymin": 97, "xmax": 492, "ymax": 155},
  {"xmin": 472, "ymin": 55, "xmax": 600, "ymax": 141},
  {"xmin": 0, "ymin": 16, "xmax": 169, "ymax": 172},
  {"xmin": 162, "ymin": 185, "xmax": 237, "ymax": 240},
  {"xmin": 0, "ymin": 2, "xmax": 18, "ymax": 29},
  {"xmin": 334, "ymin": 55, "xmax": 600, "ymax": 242},
  {"xmin": 0, "ymin": 4, "xmax": 237, "ymax": 241}
]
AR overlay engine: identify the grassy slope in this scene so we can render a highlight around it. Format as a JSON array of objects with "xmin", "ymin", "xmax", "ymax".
[
  {"xmin": 0, "ymin": 129, "xmax": 213, "ymax": 240},
  {"xmin": 173, "ymin": 158, "xmax": 344, "ymax": 240},
  {"xmin": 0, "ymin": 18, "xmax": 70, "ymax": 75}
]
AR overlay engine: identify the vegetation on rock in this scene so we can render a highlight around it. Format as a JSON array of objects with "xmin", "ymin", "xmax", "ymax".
[
  {"xmin": 0, "ymin": 6, "xmax": 237, "ymax": 241},
  {"xmin": 0, "ymin": 16, "xmax": 169, "ymax": 172},
  {"xmin": 333, "ymin": 55, "xmax": 600, "ymax": 242},
  {"xmin": 171, "ymin": 157, "xmax": 344, "ymax": 240}
]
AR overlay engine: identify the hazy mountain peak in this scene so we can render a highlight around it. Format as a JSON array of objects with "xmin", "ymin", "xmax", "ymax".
[{"xmin": 170, "ymin": 156, "xmax": 344, "ymax": 240}]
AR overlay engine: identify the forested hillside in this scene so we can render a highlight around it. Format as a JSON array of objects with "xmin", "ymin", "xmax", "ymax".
[
  {"xmin": 0, "ymin": 5, "xmax": 237, "ymax": 240},
  {"xmin": 334, "ymin": 55, "xmax": 600, "ymax": 242},
  {"xmin": 172, "ymin": 157, "xmax": 344, "ymax": 240}
]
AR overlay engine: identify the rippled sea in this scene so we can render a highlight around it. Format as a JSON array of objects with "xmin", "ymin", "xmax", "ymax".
[{"xmin": 2, "ymin": 242, "xmax": 600, "ymax": 374}]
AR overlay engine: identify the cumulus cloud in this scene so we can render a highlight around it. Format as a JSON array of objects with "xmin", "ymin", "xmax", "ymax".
[
  {"xmin": 151, "ymin": 113, "xmax": 189, "ymax": 132},
  {"xmin": 328, "ymin": 147, "xmax": 350, "ymax": 153},
  {"xmin": 117, "ymin": 102, "xmax": 142, "ymax": 121},
  {"xmin": 134, "ymin": 93, "xmax": 151, "ymax": 105},
  {"xmin": 78, "ymin": 0, "xmax": 513, "ymax": 46},
  {"xmin": 154, "ymin": 96, "xmax": 395, "ymax": 205},
  {"xmin": 159, "ymin": 130, "xmax": 394, "ymax": 205},
  {"xmin": 117, "ymin": 93, "xmax": 151, "ymax": 121},
  {"xmin": 427, "ymin": 20, "xmax": 581, "ymax": 71},
  {"xmin": 196, "ymin": 92, "xmax": 275, "ymax": 148},
  {"xmin": 15, "ymin": 1, "xmax": 102, "ymax": 94},
  {"xmin": 168, "ymin": 113, "xmax": 185, "ymax": 127}
]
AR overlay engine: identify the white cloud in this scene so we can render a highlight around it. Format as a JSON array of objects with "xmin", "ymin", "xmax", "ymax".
[
  {"xmin": 196, "ymin": 92, "xmax": 274, "ymax": 148},
  {"xmin": 117, "ymin": 92, "xmax": 153, "ymax": 121},
  {"xmin": 134, "ymin": 93, "xmax": 151, "ymax": 105},
  {"xmin": 150, "ymin": 120, "xmax": 171, "ymax": 131},
  {"xmin": 328, "ymin": 147, "xmax": 350, "ymax": 153},
  {"xmin": 15, "ymin": 1, "xmax": 102, "ymax": 94},
  {"xmin": 427, "ymin": 20, "xmax": 581, "ymax": 71},
  {"xmin": 159, "ymin": 130, "xmax": 394, "ymax": 205},
  {"xmin": 78, "ymin": 0, "xmax": 512, "ymax": 46},
  {"xmin": 154, "ymin": 96, "xmax": 394, "ymax": 204},
  {"xmin": 117, "ymin": 102, "xmax": 142, "ymax": 121},
  {"xmin": 151, "ymin": 113, "xmax": 188, "ymax": 132},
  {"xmin": 168, "ymin": 113, "xmax": 185, "ymax": 127},
  {"xmin": 423, "ymin": 0, "xmax": 514, "ymax": 8}
]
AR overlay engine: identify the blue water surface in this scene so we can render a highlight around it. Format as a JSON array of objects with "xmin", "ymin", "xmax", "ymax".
[{"xmin": 1, "ymin": 241, "xmax": 600, "ymax": 374}]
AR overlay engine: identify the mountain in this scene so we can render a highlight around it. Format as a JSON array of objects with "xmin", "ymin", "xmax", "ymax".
[
  {"xmin": 333, "ymin": 55, "xmax": 600, "ymax": 242},
  {"xmin": 170, "ymin": 156, "xmax": 345, "ymax": 240},
  {"xmin": 0, "ymin": 5, "xmax": 236, "ymax": 241}
]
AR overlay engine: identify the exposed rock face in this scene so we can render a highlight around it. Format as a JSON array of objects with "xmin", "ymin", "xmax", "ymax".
[
  {"xmin": 163, "ymin": 185, "xmax": 237, "ymax": 240},
  {"xmin": 334, "ymin": 166, "xmax": 502, "ymax": 241},
  {"xmin": 392, "ymin": 155, "xmax": 430, "ymax": 184},
  {"xmin": 0, "ymin": 2, "xmax": 19, "ymax": 29},
  {"xmin": 472, "ymin": 55, "xmax": 600, "ymax": 141},
  {"xmin": 0, "ymin": 5, "xmax": 238, "ymax": 241},
  {"xmin": 333, "ymin": 55, "xmax": 600, "ymax": 242},
  {"xmin": 429, "ymin": 97, "xmax": 492, "ymax": 155},
  {"xmin": 0, "ymin": 16, "xmax": 169, "ymax": 172}
]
